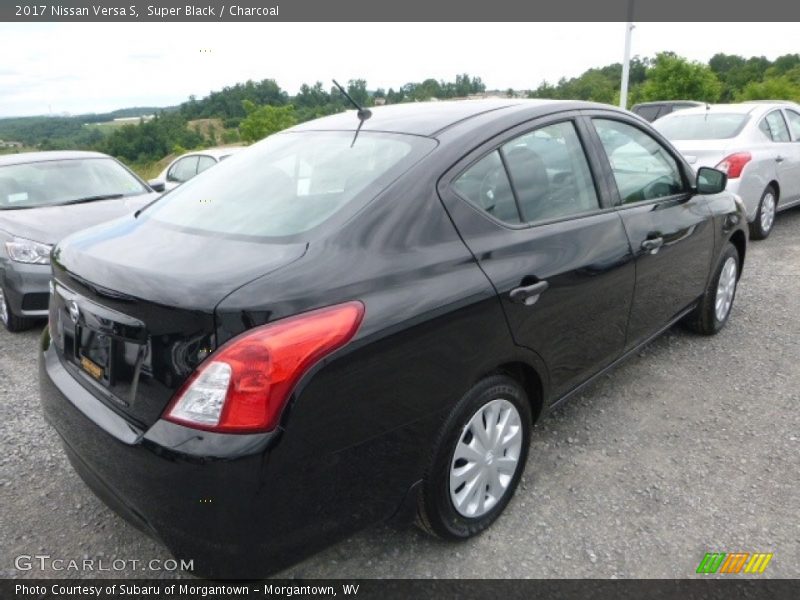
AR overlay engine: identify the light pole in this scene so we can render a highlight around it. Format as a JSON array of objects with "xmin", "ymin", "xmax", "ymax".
[{"xmin": 619, "ymin": 0, "xmax": 635, "ymax": 109}]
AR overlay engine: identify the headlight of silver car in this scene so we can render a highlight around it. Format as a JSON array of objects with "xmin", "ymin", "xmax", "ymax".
[{"xmin": 4, "ymin": 237, "xmax": 53, "ymax": 265}]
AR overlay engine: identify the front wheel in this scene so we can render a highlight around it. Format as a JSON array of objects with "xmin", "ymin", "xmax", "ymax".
[
  {"xmin": 0, "ymin": 286, "xmax": 34, "ymax": 333},
  {"xmin": 685, "ymin": 243, "xmax": 740, "ymax": 335},
  {"xmin": 750, "ymin": 186, "xmax": 777, "ymax": 240},
  {"xmin": 416, "ymin": 375, "xmax": 531, "ymax": 540}
]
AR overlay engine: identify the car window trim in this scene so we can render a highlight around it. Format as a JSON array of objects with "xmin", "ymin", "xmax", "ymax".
[
  {"xmin": 579, "ymin": 110, "xmax": 694, "ymax": 209},
  {"xmin": 495, "ymin": 148, "xmax": 525, "ymax": 224},
  {"xmin": 442, "ymin": 111, "xmax": 613, "ymax": 231}
]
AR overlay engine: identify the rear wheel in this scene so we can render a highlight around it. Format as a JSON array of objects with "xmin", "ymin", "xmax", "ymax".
[
  {"xmin": 417, "ymin": 375, "xmax": 531, "ymax": 539},
  {"xmin": 685, "ymin": 243, "xmax": 739, "ymax": 335},
  {"xmin": 0, "ymin": 287, "xmax": 34, "ymax": 333},
  {"xmin": 750, "ymin": 186, "xmax": 777, "ymax": 240}
]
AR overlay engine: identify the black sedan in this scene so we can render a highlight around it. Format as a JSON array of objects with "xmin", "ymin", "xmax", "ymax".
[{"xmin": 39, "ymin": 99, "xmax": 748, "ymax": 578}]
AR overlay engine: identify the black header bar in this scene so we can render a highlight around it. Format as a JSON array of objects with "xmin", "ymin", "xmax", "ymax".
[{"xmin": 3, "ymin": 0, "xmax": 800, "ymax": 22}]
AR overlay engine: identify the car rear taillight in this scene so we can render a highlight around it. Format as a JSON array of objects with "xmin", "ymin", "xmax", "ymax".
[
  {"xmin": 164, "ymin": 301, "xmax": 364, "ymax": 433},
  {"xmin": 715, "ymin": 152, "xmax": 752, "ymax": 179}
]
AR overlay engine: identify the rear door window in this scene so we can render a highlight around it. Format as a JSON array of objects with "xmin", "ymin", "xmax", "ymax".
[
  {"xmin": 763, "ymin": 111, "xmax": 791, "ymax": 142},
  {"xmin": 501, "ymin": 121, "xmax": 599, "ymax": 223},
  {"xmin": 782, "ymin": 109, "xmax": 800, "ymax": 141},
  {"xmin": 453, "ymin": 151, "xmax": 520, "ymax": 224}
]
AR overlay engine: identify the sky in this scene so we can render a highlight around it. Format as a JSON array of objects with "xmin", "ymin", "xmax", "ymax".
[{"xmin": 1, "ymin": 22, "xmax": 799, "ymax": 118}]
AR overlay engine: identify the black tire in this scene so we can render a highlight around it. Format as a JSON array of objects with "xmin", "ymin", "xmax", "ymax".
[
  {"xmin": 0, "ymin": 287, "xmax": 34, "ymax": 333},
  {"xmin": 749, "ymin": 185, "xmax": 778, "ymax": 240},
  {"xmin": 416, "ymin": 374, "xmax": 532, "ymax": 540},
  {"xmin": 685, "ymin": 243, "xmax": 740, "ymax": 335}
]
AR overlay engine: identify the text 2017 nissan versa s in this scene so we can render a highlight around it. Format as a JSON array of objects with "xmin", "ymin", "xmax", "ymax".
[{"xmin": 40, "ymin": 100, "xmax": 748, "ymax": 578}]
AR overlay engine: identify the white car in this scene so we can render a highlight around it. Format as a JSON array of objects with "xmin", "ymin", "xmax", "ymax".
[
  {"xmin": 654, "ymin": 102, "xmax": 800, "ymax": 239},
  {"xmin": 151, "ymin": 147, "xmax": 243, "ymax": 192}
]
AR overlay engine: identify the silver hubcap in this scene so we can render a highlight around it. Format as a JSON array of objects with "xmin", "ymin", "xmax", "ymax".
[
  {"xmin": 715, "ymin": 257, "xmax": 737, "ymax": 322},
  {"xmin": 760, "ymin": 192, "xmax": 776, "ymax": 233},
  {"xmin": 0, "ymin": 288, "xmax": 8, "ymax": 325},
  {"xmin": 449, "ymin": 398, "xmax": 522, "ymax": 518}
]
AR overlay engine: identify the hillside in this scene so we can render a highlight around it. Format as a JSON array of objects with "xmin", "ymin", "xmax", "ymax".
[{"xmin": 1, "ymin": 52, "xmax": 797, "ymax": 173}]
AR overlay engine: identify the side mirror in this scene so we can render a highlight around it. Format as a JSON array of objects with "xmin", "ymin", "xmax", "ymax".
[
  {"xmin": 696, "ymin": 167, "xmax": 727, "ymax": 195},
  {"xmin": 148, "ymin": 179, "xmax": 166, "ymax": 193}
]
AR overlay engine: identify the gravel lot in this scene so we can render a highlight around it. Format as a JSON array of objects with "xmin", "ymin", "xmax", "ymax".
[{"xmin": 1, "ymin": 209, "xmax": 798, "ymax": 580}]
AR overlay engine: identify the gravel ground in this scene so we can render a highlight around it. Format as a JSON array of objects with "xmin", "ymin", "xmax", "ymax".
[{"xmin": 1, "ymin": 209, "xmax": 798, "ymax": 580}]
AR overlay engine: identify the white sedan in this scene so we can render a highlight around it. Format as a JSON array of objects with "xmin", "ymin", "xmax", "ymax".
[
  {"xmin": 151, "ymin": 147, "xmax": 243, "ymax": 192},
  {"xmin": 654, "ymin": 102, "xmax": 800, "ymax": 239}
]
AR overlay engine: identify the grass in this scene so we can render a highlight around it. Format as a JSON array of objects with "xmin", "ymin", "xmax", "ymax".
[
  {"xmin": 0, "ymin": 146, "xmax": 38, "ymax": 155},
  {"xmin": 130, "ymin": 154, "xmax": 176, "ymax": 180}
]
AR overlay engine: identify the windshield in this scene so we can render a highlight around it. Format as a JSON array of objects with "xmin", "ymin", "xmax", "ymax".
[
  {"xmin": 654, "ymin": 113, "xmax": 750, "ymax": 140},
  {"xmin": 0, "ymin": 157, "xmax": 149, "ymax": 210},
  {"xmin": 145, "ymin": 131, "xmax": 435, "ymax": 238}
]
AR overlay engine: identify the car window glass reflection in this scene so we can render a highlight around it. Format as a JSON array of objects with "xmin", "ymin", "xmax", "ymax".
[
  {"xmin": 764, "ymin": 111, "xmax": 791, "ymax": 143},
  {"xmin": 452, "ymin": 151, "xmax": 520, "ymax": 224},
  {"xmin": 501, "ymin": 121, "xmax": 599, "ymax": 223},
  {"xmin": 594, "ymin": 119, "xmax": 684, "ymax": 204}
]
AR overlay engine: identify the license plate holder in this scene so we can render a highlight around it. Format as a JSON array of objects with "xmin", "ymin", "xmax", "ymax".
[{"xmin": 77, "ymin": 328, "xmax": 112, "ymax": 383}]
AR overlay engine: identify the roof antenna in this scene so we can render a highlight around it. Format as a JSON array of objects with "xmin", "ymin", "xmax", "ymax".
[{"xmin": 333, "ymin": 79, "xmax": 372, "ymax": 147}]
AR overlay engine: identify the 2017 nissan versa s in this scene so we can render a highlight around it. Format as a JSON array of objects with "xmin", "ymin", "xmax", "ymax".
[{"xmin": 40, "ymin": 99, "xmax": 748, "ymax": 578}]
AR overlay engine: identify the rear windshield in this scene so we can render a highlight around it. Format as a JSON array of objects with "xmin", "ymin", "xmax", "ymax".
[
  {"xmin": 146, "ymin": 131, "xmax": 435, "ymax": 238},
  {"xmin": 0, "ymin": 158, "xmax": 148, "ymax": 209},
  {"xmin": 654, "ymin": 113, "xmax": 750, "ymax": 140}
]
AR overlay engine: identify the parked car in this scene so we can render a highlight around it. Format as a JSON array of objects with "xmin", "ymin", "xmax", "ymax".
[
  {"xmin": 0, "ymin": 151, "xmax": 161, "ymax": 332},
  {"xmin": 631, "ymin": 100, "xmax": 703, "ymax": 122},
  {"xmin": 40, "ymin": 100, "xmax": 747, "ymax": 578},
  {"xmin": 654, "ymin": 102, "xmax": 800, "ymax": 239},
  {"xmin": 152, "ymin": 147, "xmax": 243, "ymax": 191}
]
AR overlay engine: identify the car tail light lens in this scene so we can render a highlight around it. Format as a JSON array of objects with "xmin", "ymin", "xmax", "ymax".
[
  {"xmin": 164, "ymin": 302, "xmax": 364, "ymax": 433},
  {"xmin": 715, "ymin": 152, "xmax": 752, "ymax": 179}
]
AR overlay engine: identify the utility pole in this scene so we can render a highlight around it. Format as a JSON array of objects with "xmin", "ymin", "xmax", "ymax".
[{"xmin": 619, "ymin": 0, "xmax": 635, "ymax": 110}]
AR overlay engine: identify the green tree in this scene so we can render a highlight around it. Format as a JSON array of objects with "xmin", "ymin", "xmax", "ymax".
[
  {"xmin": 735, "ymin": 70, "xmax": 800, "ymax": 102},
  {"xmin": 346, "ymin": 79, "xmax": 370, "ymax": 107},
  {"xmin": 709, "ymin": 53, "xmax": 771, "ymax": 101},
  {"xmin": 640, "ymin": 52, "xmax": 722, "ymax": 102},
  {"xmin": 295, "ymin": 82, "xmax": 331, "ymax": 108},
  {"xmin": 239, "ymin": 101, "xmax": 297, "ymax": 143}
]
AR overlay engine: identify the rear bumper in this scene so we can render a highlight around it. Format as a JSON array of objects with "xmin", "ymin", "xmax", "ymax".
[
  {"xmin": 1, "ymin": 261, "xmax": 50, "ymax": 317},
  {"xmin": 39, "ymin": 326, "xmax": 423, "ymax": 578},
  {"xmin": 38, "ymin": 330, "xmax": 304, "ymax": 578}
]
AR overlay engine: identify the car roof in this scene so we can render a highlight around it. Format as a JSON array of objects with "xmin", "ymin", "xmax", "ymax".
[
  {"xmin": 662, "ymin": 103, "xmax": 789, "ymax": 118},
  {"xmin": 743, "ymin": 99, "xmax": 799, "ymax": 106},
  {"xmin": 179, "ymin": 147, "xmax": 243, "ymax": 159},
  {"xmin": 0, "ymin": 150, "xmax": 110, "ymax": 167},
  {"xmin": 632, "ymin": 100, "xmax": 703, "ymax": 108},
  {"xmin": 288, "ymin": 99, "xmax": 613, "ymax": 137}
]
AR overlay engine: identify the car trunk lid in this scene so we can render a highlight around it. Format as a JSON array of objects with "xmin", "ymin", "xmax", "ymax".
[
  {"xmin": 670, "ymin": 140, "xmax": 734, "ymax": 169},
  {"xmin": 50, "ymin": 216, "xmax": 306, "ymax": 429}
]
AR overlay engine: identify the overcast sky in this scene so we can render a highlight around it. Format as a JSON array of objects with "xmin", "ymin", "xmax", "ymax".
[{"xmin": 1, "ymin": 22, "xmax": 798, "ymax": 117}]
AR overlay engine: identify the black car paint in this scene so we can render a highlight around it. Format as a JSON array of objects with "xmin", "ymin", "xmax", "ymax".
[{"xmin": 39, "ymin": 100, "xmax": 748, "ymax": 577}]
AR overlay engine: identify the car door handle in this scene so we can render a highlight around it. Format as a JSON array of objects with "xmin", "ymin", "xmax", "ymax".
[
  {"xmin": 509, "ymin": 280, "xmax": 549, "ymax": 306},
  {"xmin": 775, "ymin": 155, "xmax": 785, "ymax": 163},
  {"xmin": 641, "ymin": 237, "xmax": 664, "ymax": 254}
]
